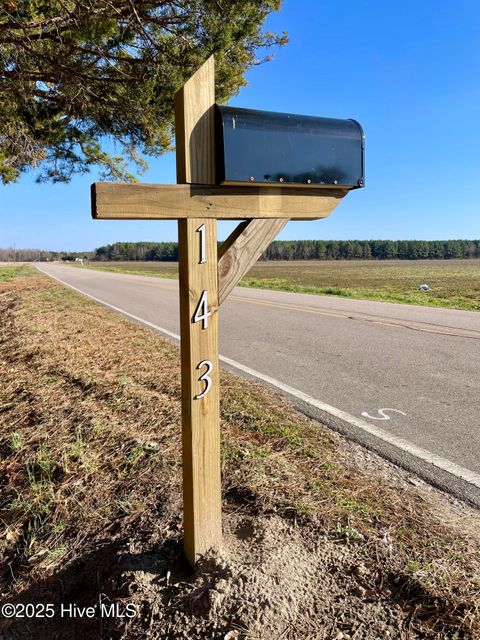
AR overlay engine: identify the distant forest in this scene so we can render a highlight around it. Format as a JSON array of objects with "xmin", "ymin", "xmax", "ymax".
[
  {"xmin": 2, "ymin": 239, "xmax": 479, "ymax": 262},
  {"xmin": 91, "ymin": 239, "xmax": 480, "ymax": 261},
  {"xmin": 0, "ymin": 248, "xmax": 60, "ymax": 262}
]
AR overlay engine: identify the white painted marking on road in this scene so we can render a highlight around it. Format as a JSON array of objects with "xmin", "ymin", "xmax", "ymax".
[
  {"xmin": 361, "ymin": 408, "xmax": 407, "ymax": 421},
  {"xmin": 36, "ymin": 265, "xmax": 480, "ymax": 491}
]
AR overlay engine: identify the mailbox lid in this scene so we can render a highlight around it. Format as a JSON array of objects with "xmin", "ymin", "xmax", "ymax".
[{"xmin": 215, "ymin": 105, "xmax": 364, "ymax": 188}]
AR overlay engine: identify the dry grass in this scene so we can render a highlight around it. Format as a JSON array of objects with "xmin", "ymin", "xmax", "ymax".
[{"xmin": 0, "ymin": 271, "xmax": 479, "ymax": 638}]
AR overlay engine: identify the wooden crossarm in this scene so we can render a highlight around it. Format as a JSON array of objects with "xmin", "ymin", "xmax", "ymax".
[{"xmin": 91, "ymin": 182, "xmax": 347, "ymax": 221}]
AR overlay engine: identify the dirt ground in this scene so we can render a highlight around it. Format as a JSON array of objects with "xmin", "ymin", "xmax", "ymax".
[
  {"xmin": 3, "ymin": 497, "xmax": 477, "ymax": 640},
  {"xmin": 0, "ymin": 274, "xmax": 479, "ymax": 639}
]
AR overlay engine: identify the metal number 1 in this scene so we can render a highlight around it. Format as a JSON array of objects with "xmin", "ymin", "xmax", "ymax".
[
  {"xmin": 197, "ymin": 223, "xmax": 206, "ymax": 264},
  {"xmin": 194, "ymin": 360, "xmax": 213, "ymax": 399}
]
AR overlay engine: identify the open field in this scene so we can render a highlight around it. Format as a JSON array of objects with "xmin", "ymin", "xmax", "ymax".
[
  {"xmin": 77, "ymin": 259, "xmax": 480, "ymax": 311},
  {"xmin": 1, "ymin": 266, "xmax": 479, "ymax": 639}
]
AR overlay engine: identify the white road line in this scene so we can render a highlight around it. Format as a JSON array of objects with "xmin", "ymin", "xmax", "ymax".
[{"xmin": 35, "ymin": 265, "xmax": 480, "ymax": 490}]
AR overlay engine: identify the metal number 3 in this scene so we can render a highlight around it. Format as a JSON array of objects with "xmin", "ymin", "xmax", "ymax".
[{"xmin": 194, "ymin": 360, "xmax": 213, "ymax": 399}]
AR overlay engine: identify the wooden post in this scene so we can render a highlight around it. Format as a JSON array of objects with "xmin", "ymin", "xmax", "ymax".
[
  {"xmin": 178, "ymin": 219, "xmax": 221, "ymax": 565},
  {"xmin": 175, "ymin": 57, "xmax": 221, "ymax": 565}
]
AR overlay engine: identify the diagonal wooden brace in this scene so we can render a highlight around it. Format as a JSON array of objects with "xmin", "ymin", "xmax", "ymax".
[{"xmin": 218, "ymin": 218, "xmax": 288, "ymax": 305}]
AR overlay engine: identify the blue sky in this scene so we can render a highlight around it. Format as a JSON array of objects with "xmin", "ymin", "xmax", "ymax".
[{"xmin": 1, "ymin": 0, "xmax": 479, "ymax": 251}]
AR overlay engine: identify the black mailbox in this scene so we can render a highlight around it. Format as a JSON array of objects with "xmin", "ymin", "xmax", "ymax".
[{"xmin": 215, "ymin": 105, "xmax": 364, "ymax": 189}]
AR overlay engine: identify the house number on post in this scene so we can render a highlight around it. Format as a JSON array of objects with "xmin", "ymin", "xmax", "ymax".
[
  {"xmin": 197, "ymin": 223, "xmax": 207, "ymax": 264},
  {"xmin": 195, "ymin": 360, "xmax": 213, "ymax": 399},
  {"xmin": 194, "ymin": 223, "xmax": 213, "ymax": 398},
  {"xmin": 193, "ymin": 290, "xmax": 212, "ymax": 330}
]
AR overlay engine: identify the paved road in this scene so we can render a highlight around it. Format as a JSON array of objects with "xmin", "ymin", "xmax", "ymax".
[{"xmin": 36, "ymin": 263, "xmax": 480, "ymax": 505}]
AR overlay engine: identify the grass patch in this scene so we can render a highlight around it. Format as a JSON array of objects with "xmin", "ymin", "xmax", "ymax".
[
  {"xmin": 79, "ymin": 259, "xmax": 480, "ymax": 311},
  {"xmin": 0, "ymin": 271, "xmax": 479, "ymax": 638},
  {"xmin": 77, "ymin": 261, "xmax": 178, "ymax": 280},
  {"xmin": 0, "ymin": 264, "xmax": 35, "ymax": 281}
]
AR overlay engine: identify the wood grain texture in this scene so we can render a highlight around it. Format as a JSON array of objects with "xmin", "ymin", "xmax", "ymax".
[
  {"xmin": 218, "ymin": 219, "xmax": 288, "ymax": 305},
  {"xmin": 217, "ymin": 220, "xmax": 250, "ymax": 260},
  {"xmin": 175, "ymin": 56, "xmax": 215, "ymax": 185},
  {"xmin": 92, "ymin": 182, "xmax": 347, "ymax": 220},
  {"xmin": 178, "ymin": 218, "xmax": 221, "ymax": 566},
  {"xmin": 176, "ymin": 57, "xmax": 221, "ymax": 566}
]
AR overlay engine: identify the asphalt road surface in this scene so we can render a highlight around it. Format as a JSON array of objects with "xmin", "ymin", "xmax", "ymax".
[{"xmin": 36, "ymin": 263, "xmax": 480, "ymax": 505}]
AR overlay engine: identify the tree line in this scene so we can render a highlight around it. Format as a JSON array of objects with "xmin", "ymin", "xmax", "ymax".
[
  {"xmin": 91, "ymin": 239, "xmax": 480, "ymax": 261},
  {"xmin": 0, "ymin": 248, "xmax": 61, "ymax": 262},
  {"xmin": 0, "ymin": 248, "xmax": 88, "ymax": 261},
  {"xmin": 95, "ymin": 242, "xmax": 179, "ymax": 262},
  {"xmin": 2, "ymin": 239, "xmax": 479, "ymax": 263}
]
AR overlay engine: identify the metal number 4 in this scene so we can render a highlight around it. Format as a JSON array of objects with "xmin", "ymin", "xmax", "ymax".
[
  {"xmin": 195, "ymin": 360, "xmax": 213, "ymax": 399},
  {"xmin": 193, "ymin": 290, "xmax": 212, "ymax": 329}
]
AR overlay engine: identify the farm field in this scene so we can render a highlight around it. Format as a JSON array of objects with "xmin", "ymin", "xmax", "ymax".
[
  {"xmin": 1, "ymin": 266, "xmax": 479, "ymax": 639},
  {"xmin": 78, "ymin": 259, "xmax": 480, "ymax": 311}
]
